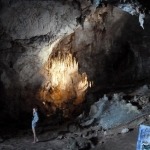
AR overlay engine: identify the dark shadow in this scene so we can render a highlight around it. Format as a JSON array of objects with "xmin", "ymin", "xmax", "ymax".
[
  {"xmin": 0, "ymin": 139, "xmax": 4, "ymax": 143},
  {"xmin": 38, "ymin": 137, "xmax": 57, "ymax": 143}
]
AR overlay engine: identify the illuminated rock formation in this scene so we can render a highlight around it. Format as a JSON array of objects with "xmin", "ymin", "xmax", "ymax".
[
  {"xmin": 0, "ymin": 0, "xmax": 150, "ymax": 122},
  {"xmin": 39, "ymin": 52, "xmax": 91, "ymax": 116}
]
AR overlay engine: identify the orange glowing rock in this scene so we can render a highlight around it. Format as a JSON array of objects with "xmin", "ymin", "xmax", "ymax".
[{"xmin": 39, "ymin": 52, "xmax": 92, "ymax": 112}]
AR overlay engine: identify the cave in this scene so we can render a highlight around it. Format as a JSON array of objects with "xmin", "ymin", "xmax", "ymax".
[{"xmin": 0, "ymin": 0, "xmax": 150, "ymax": 149}]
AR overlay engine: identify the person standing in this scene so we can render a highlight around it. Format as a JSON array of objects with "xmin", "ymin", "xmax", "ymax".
[
  {"xmin": 32, "ymin": 107, "xmax": 39, "ymax": 143},
  {"xmin": 139, "ymin": 10, "xmax": 145, "ymax": 29}
]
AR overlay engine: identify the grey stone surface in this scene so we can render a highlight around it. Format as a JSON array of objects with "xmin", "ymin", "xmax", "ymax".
[
  {"xmin": 0, "ymin": 1, "xmax": 79, "ymax": 40},
  {"xmin": 81, "ymin": 94, "xmax": 141, "ymax": 129},
  {"xmin": 100, "ymin": 100, "xmax": 140, "ymax": 129}
]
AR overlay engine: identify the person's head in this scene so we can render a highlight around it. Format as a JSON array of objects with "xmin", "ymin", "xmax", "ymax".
[{"xmin": 33, "ymin": 107, "xmax": 38, "ymax": 112}]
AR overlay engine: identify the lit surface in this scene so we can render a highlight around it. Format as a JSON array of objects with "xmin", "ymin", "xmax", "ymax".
[{"xmin": 39, "ymin": 52, "xmax": 91, "ymax": 110}]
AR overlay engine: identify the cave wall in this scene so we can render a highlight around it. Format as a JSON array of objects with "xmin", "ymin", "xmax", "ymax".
[
  {"xmin": 0, "ymin": 0, "xmax": 150, "ymax": 122},
  {"xmin": 0, "ymin": 0, "xmax": 80, "ymax": 121},
  {"xmin": 51, "ymin": 6, "xmax": 150, "ymax": 88}
]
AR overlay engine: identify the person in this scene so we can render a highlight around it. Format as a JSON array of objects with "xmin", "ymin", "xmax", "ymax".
[
  {"xmin": 32, "ymin": 107, "xmax": 39, "ymax": 143},
  {"xmin": 139, "ymin": 10, "xmax": 145, "ymax": 29}
]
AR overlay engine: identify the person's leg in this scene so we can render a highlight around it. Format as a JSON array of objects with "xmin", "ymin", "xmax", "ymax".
[
  {"xmin": 140, "ymin": 19, "xmax": 144, "ymax": 29},
  {"xmin": 35, "ymin": 129, "xmax": 38, "ymax": 142},
  {"xmin": 32, "ymin": 127, "xmax": 39, "ymax": 143},
  {"xmin": 141, "ymin": 19, "xmax": 144, "ymax": 29},
  {"xmin": 32, "ymin": 127, "xmax": 36, "ymax": 143},
  {"xmin": 32, "ymin": 121, "xmax": 38, "ymax": 143}
]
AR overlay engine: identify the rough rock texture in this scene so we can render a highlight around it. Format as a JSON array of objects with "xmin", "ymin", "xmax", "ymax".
[
  {"xmin": 0, "ymin": 0, "xmax": 80, "ymax": 122},
  {"xmin": 79, "ymin": 85, "xmax": 150, "ymax": 134},
  {"xmin": 0, "ymin": 0, "xmax": 150, "ymax": 123},
  {"xmin": 81, "ymin": 94, "xmax": 141, "ymax": 129},
  {"xmin": 1, "ymin": 110, "xmax": 150, "ymax": 150}
]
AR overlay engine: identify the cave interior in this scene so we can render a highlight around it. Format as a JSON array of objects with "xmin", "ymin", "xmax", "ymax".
[{"xmin": 0, "ymin": 0, "xmax": 150, "ymax": 149}]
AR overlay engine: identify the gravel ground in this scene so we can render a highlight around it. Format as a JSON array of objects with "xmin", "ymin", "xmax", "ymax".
[{"xmin": 0, "ymin": 126, "xmax": 140, "ymax": 150}]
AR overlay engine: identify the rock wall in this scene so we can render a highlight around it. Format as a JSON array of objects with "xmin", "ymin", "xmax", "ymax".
[
  {"xmin": 0, "ymin": 0, "xmax": 81, "ymax": 122},
  {"xmin": 0, "ymin": 0, "xmax": 150, "ymax": 123},
  {"xmin": 50, "ymin": 6, "xmax": 150, "ymax": 88}
]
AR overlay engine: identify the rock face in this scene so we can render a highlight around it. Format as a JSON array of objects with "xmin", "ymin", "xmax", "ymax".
[
  {"xmin": 81, "ymin": 94, "xmax": 141, "ymax": 129},
  {"xmin": 0, "ymin": 0, "xmax": 81, "ymax": 122},
  {"xmin": 0, "ymin": 0, "xmax": 150, "ymax": 123}
]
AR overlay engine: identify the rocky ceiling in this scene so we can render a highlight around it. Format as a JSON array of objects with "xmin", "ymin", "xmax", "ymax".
[{"xmin": 0, "ymin": 0, "xmax": 150, "ymax": 124}]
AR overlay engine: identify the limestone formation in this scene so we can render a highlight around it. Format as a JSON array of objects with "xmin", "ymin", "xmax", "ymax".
[{"xmin": 0, "ymin": 0, "xmax": 150, "ymax": 123}]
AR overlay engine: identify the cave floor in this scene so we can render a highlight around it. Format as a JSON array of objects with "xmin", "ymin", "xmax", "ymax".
[
  {"xmin": 0, "ymin": 124, "xmax": 139, "ymax": 150},
  {"xmin": 95, "ymin": 128, "xmax": 138, "ymax": 150}
]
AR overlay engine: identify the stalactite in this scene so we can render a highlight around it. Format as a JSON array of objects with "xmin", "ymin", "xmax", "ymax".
[{"xmin": 39, "ymin": 52, "xmax": 92, "ymax": 115}]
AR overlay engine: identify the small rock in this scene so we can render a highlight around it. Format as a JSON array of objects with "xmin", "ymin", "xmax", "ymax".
[
  {"xmin": 113, "ymin": 93, "xmax": 120, "ymax": 101},
  {"xmin": 81, "ymin": 118, "xmax": 94, "ymax": 127},
  {"xmin": 121, "ymin": 128, "xmax": 129, "ymax": 134},
  {"xmin": 57, "ymin": 135, "xmax": 63, "ymax": 139},
  {"xmin": 104, "ymin": 131, "xmax": 107, "ymax": 136}
]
